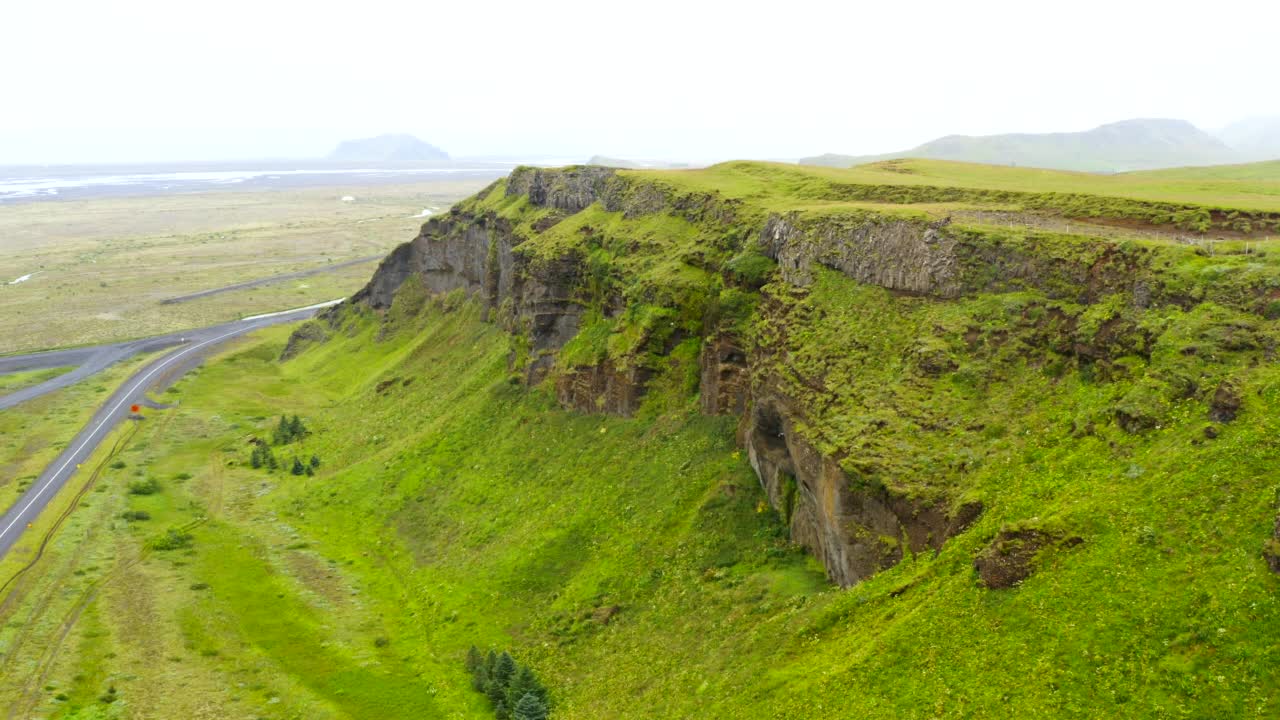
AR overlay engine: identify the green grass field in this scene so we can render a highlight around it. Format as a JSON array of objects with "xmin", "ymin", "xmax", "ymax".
[
  {"xmin": 642, "ymin": 159, "xmax": 1280, "ymax": 232},
  {"xmin": 723, "ymin": 158, "xmax": 1280, "ymax": 211}
]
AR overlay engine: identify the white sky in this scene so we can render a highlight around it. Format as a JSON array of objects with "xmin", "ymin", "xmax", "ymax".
[{"xmin": 2, "ymin": 0, "xmax": 1277, "ymax": 164}]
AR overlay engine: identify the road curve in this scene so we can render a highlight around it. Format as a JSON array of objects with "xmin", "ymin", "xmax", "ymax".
[{"xmin": 0, "ymin": 302, "xmax": 337, "ymax": 560}]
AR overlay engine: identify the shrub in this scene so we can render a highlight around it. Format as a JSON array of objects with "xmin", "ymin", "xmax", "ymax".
[
  {"xmin": 109, "ymin": 460, "xmax": 127, "ymax": 470},
  {"xmin": 148, "ymin": 528, "xmax": 194, "ymax": 551},
  {"xmin": 127, "ymin": 478, "xmax": 161, "ymax": 495},
  {"xmin": 120, "ymin": 510, "xmax": 151, "ymax": 522},
  {"xmin": 725, "ymin": 249, "xmax": 778, "ymax": 286}
]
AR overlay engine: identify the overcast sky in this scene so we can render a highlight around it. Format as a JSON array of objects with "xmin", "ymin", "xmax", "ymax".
[{"xmin": 2, "ymin": 0, "xmax": 1277, "ymax": 165}]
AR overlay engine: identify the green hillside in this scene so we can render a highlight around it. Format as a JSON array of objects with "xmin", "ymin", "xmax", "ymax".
[{"xmin": 3, "ymin": 161, "xmax": 1280, "ymax": 718}]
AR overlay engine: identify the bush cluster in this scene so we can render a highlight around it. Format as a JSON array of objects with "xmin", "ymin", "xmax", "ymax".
[
  {"xmin": 272, "ymin": 414, "xmax": 308, "ymax": 445},
  {"xmin": 465, "ymin": 647, "xmax": 549, "ymax": 720},
  {"xmin": 148, "ymin": 528, "xmax": 193, "ymax": 551},
  {"xmin": 249, "ymin": 414, "xmax": 321, "ymax": 475},
  {"xmin": 127, "ymin": 478, "xmax": 161, "ymax": 495}
]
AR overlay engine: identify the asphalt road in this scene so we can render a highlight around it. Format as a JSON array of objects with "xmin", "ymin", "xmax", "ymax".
[
  {"xmin": 159, "ymin": 255, "xmax": 381, "ymax": 305},
  {"xmin": 0, "ymin": 301, "xmax": 339, "ymax": 560}
]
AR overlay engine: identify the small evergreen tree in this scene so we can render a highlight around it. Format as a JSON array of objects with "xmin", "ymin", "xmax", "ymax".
[
  {"xmin": 250, "ymin": 445, "xmax": 263, "ymax": 469},
  {"xmin": 291, "ymin": 457, "xmax": 305, "ymax": 476},
  {"xmin": 493, "ymin": 651, "xmax": 517, "ymax": 689},
  {"xmin": 465, "ymin": 645, "xmax": 482, "ymax": 674},
  {"xmin": 492, "ymin": 699, "xmax": 508, "ymax": 720},
  {"xmin": 266, "ymin": 449, "xmax": 278, "ymax": 471},
  {"xmin": 507, "ymin": 665, "xmax": 547, "ymax": 709},
  {"xmin": 309, "ymin": 454, "xmax": 321, "ymax": 469},
  {"xmin": 289, "ymin": 414, "xmax": 306, "ymax": 439},
  {"xmin": 513, "ymin": 692, "xmax": 548, "ymax": 720},
  {"xmin": 273, "ymin": 415, "xmax": 290, "ymax": 445}
]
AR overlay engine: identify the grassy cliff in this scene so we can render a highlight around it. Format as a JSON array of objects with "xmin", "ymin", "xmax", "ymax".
[{"xmin": 3, "ymin": 160, "xmax": 1280, "ymax": 718}]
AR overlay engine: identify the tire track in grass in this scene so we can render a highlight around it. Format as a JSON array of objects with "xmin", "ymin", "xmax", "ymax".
[{"xmin": 2, "ymin": 409, "xmax": 197, "ymax": 717}]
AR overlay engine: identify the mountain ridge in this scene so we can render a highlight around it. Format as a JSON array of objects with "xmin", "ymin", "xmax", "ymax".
[
  {"xmin": 327, "ymin": 133, "xmax": 450, "ymax": 163},
  {"xmin": 802, "ymin": 118, "xmax": 1244, "ymax": 172}
]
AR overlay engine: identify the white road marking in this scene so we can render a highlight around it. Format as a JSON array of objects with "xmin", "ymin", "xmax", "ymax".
[
  {"xmin": 0, "ymin": 324, "xmax": 254, "ymax": 544},
  {"xmin": 240, "ymin": 298, "xmax": 343, "ymax": 322}
]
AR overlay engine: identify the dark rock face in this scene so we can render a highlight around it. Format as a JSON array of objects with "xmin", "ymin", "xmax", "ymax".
[
  {"xmin": 556, "ymin": 362, "xmax": 652, "ymax": 417},
  {"xmin": 741, "ymin": 392, "xmax": 982, "ymax": 587},
  {"xmin": 280, "ymin": 320, "xmax": 329, "ymax": 361},
  {"xmin": 1209, "ymin": 381, "xmax": 1242, "ymax": 422},
  {"xmin": 350, "ymin": 208, "xmax": 584, "ymax": 384},
  {"xmin": 1265, "ymin": 514, "xmax": 1280, "ymax": 575},
  {"xmin": 506, "ymin": 166, "xmax": 615, "ymax": 212},
  {"xmin": 974, "ymin": 528, "xmax": 1083, "ymax": 589},
  {"xmin": 762, "ymin": 215, "xmax": 961, "ymax": 296},
  {"xmin": 699, "ymin": 334, "xmax": 749, "ymax": 416}
]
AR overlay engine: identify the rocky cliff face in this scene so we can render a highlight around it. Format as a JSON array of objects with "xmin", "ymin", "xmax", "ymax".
[{"xmin": 331, "ymin": 164, "xmax": 1272, "ymax": 587}]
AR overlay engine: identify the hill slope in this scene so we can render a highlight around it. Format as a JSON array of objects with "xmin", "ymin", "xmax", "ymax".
[
  {"xmin": 327, "ymin": 133, "xmax": 450, "ymax": 162},
  {"xmin": 802, "ymin": 118, "xmax": 1241, "ymax": 172},
  {"xmin": 4, "ymin": 161, "xmax": 1280, "ymax": 718}
]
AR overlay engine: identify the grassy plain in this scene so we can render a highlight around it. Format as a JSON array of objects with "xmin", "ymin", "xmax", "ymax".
[
  {"xmin": 0, "ymin": 181, "xmax": 486, "ymax": 354},
  {"xmin": 0, "ymin": 366, "xmax": 70, "ymax": 393}
]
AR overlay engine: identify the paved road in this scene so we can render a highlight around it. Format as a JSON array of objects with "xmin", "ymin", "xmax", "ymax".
[
  {"xmin": 159, "ymin": 255, "xmax": 381, "ymax": 305},
  {"xmin": 0, "ymin": 301, "xmax": 339, "ymax": 560}
]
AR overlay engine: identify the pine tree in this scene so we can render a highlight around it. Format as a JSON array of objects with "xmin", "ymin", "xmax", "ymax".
[
  {"xmin": 506, "ymin": 665, "xmax": 546, "ymax": 709},
  {"xmin": 492, "ymin": 698, "xmax": 508, "ymax": 720},
  {"xmin": 290, "ymin": 414, "xmax": 306, "ymax": 439},
  {"xmin": 309, "ymin": 454, "xmax": 321, "ymax": 469},
  {"xmin": 266, "ymin": 448, "xmax": 278, "ymax": 470},
  {"xmin": 493, "ymin": 651, "xmax": 517, "ymax": 690},
  {"xmin": 466, "ymin": 646, "xmax": 487, "ymax": 691},
  {"xmin": 513, "ymin": 692, "xmax": 548, "ymax": 720},
  {"xmin": 250, "ymin": 445, "xmax": 263, "ymax": 469},
  {"xmin": 273, "ymin": 415, "xmax": 290, "ymax": 445},
  {"xmin": 291, "ymin": 457, "xmax": 305, "ymax": 476}
]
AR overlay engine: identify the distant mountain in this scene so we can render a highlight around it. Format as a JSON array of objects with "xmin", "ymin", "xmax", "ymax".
[
  {"xmin": 1216, "ymin": 117, "xmax": 1280, "ymax": 162},
  {"xmin": 327, "ymin": 134, "xmax": 449, "ymax": 163},
  {"xmin": 801, "ymin": 119, "xmax": 1241, "ymax": 172}
]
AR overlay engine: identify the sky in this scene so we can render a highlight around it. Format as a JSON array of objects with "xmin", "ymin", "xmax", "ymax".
[{"xmin": 2, "ymin": 0, "xmax": 1278, "ymax": 165}]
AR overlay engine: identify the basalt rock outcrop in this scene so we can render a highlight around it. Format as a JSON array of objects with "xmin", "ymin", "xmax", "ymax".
[
  {"xmin": 322, "ymin": 164, "xmax": 1275, "ymax": 588},
  {"xmin": 974, "ymin": 527, "xmax": 1084, "ymax": 589}
]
